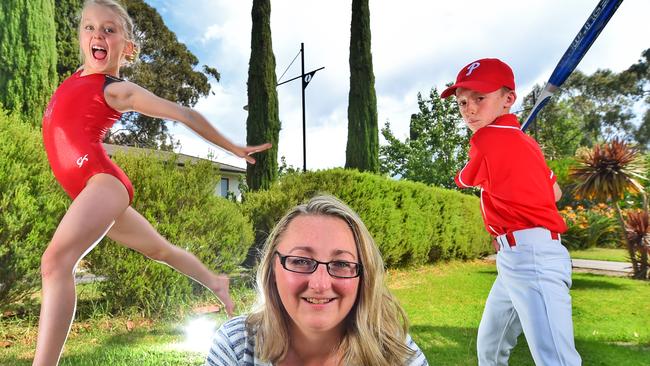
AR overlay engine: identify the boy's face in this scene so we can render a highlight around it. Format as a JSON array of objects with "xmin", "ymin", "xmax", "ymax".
[{"xmin": 455, "ymin": 87, "xmax": 516, "ymax": 133}]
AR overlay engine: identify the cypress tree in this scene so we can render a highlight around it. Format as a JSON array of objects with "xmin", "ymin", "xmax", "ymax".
[
  {"xmin": 246, "ymin": 0, "xmax": 280, "ymax": 191},
  {"xmin": 0, "ymin": 0, "xmax": 58, "ymax": 125},
  {"xmin": 345, "ymin": 0, "xmax": 379, "ymax": 173},
  {"xmin": 54, "ymin": 0, "xmax": 83, "ymax": 80}
]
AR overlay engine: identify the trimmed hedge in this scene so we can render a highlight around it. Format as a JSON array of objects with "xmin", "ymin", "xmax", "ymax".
[
  {"xmin": 0, "ymin": 110, "xmax": 68, "ymax": 310},
  {"xmin": 243, "ymin": 169, "xmax": 490, "ymax": 267},
  {"xmin": 86, "ymin": 151, "xmax": 254, "ymax": 316}
]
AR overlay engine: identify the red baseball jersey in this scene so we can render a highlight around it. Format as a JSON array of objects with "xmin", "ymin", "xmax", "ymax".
[{"xmin": 455, "ymin": 114, "xmax": 567, "ymax": 235}]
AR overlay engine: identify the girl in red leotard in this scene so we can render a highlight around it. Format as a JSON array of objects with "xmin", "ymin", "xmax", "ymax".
[{"xmin": 34, "ymin": 1, "xmax": 271, "ymax": 365}]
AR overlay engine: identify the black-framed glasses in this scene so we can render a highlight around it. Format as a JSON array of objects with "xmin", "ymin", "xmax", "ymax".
[{"xmin": 274, "ymin": 251, "xmax": 362, "ymax": 278}]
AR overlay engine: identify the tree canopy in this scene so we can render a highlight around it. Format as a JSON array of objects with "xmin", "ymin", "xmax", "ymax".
[
  {"xmin": 0, "ymin": 0, "xmax": 58, "ymax": 125},
  {"xmin": 380, "ymin": 88, "xmax": 469, "ymax": 189},
  {"xmin": 521, "ymin": 47, "xmax": 650, "ymax": 158},
  {"xmin": 54, "ymin": 0, "xmax": 219, "ymax": 150},
  {"xmin": 54, "ymin": 0, "xmax": 82, "ymax": 80}
]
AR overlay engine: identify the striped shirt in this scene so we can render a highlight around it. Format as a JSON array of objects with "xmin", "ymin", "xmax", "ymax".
[{"xmin": 205, "ymin": 315, "xmax": 429, "ymax": 366}]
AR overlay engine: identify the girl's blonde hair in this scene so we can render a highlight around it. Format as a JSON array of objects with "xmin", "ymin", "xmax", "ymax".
[
  {"xmin": 79, "ymin": 0, "xmax": 139, "ymax": 65},
  {"xmin": 247, "ymin": 195, "xmax": 415, "ymax": 366}
]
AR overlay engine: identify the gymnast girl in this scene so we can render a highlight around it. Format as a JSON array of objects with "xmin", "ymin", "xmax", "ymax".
[{"xmin": 34, "ymin": 1, "xmax": 270, "ymax": 364}]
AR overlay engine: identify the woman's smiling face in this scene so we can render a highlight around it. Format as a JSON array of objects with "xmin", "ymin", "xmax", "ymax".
[{"xmin": 274, "ymin": 214, "xmax": 360, "ymax": 338}]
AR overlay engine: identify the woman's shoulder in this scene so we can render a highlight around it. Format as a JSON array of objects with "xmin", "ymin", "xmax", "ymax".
[
  {"xmin": 219, "ymin": 315, "xmax": 248, "ymax": 332},
  {"xmin": 206, "ymin": 315, "xmax": 259, "ymax": 366},
  {"xmin": 216, "ymin": 315, "xmax": 252, "ymax": 346},
  {"xmin": 405, "ymin": 333, "xmax": 429, "ymax": 366}
]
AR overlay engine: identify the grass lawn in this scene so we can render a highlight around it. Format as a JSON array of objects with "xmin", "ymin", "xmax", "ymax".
[
  {"xmin": 1, "ymin": 260, "xmax": 648, "ymax": 365},
  {"xmin": 0, "ymin": 316, "xmax": 208, "ymax": 365},
  {"xmin": 569, "ymin": 247, "xmax": 630, "ymax": 262},
  {"xmin": 391, "ymin": 260, "xmax": 650, "ymax": 365}
]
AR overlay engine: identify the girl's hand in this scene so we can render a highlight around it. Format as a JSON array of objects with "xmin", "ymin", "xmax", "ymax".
[
  {"xmin": 213, "ymin": 274, "xmax": 235, "ymax": 317},
  {"xmin": 232, "ymin": 143, "xmax": 272, "ymax": 164}
]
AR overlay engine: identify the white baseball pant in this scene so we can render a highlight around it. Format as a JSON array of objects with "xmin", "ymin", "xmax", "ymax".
[{"xmin": 477, "ymin": 227, "xmax": 582, "ymax": 366}]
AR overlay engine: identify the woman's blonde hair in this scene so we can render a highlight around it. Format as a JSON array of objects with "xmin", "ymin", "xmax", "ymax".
[
  {"xmin": 247, "ymin": 194, "xmax": 414, "ymax": 366},
  {"xmin": 79, "ymin": 0, "xmax": 139, "ymax": 65}
]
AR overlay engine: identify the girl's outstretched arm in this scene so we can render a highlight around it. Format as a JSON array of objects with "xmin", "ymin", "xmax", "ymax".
[{"xmin": 105, "ymin": 81, "xmax": 271, "ymax": 163}]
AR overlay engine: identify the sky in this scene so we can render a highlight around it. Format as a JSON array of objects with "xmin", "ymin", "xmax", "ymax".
[{"xmin": 143, "ymin": 0, "xmax": 650, "ymax": 170}]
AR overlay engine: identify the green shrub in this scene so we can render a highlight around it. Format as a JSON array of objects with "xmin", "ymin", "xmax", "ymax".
[
  {"xmin": 86, "ymin": 151, "xmax": 254, "ymax": 317},
  {"xmin": 0, "ymin": 110, "xmax": 68, "ymax": 310},
  {"xmin": 547, "ymin": 157, "xmax": 578, "ymax": 208},
  {"xmin": 547, "ymin": 157, "xmax": 575, "ymax": 187},
  {"xmin": 560, "ymin": 204, "xmax": 620, "ymax": 250},
  {"xmin": 243, "ymin": 169, "xmax": 490, "ymax": 267}
]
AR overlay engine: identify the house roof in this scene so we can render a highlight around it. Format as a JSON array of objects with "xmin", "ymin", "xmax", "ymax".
[{"xmin": 103, "ymin": 143, "xmax": 246, "ymax": 174}]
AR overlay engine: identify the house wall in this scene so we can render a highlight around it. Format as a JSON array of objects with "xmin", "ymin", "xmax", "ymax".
[{"xmin": 216, "ymin": 172, "xmax": 244, "ymax": 201}]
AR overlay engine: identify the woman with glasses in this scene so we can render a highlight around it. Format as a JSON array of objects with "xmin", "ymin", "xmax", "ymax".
[{"xmin": 205, "ymin": 195, "xmax": 428, "ymax": 366}]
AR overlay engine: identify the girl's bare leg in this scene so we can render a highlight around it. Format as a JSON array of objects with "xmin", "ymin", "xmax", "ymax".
[
  {"xmin": 33, "ymin": 174, "xmax": 129, "ymax": 366},
  {"xmin": 107, "ymin": 207, "xmax": 234, "ymax": 315}
]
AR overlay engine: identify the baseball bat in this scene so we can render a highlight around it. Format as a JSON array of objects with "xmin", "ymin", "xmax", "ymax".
[{"xmin": 521, "ymin": 0, "xmax": 624, "ymax": 132}]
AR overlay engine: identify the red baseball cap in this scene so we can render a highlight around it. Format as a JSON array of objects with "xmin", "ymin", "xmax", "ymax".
[{"xmin": 440, "ymin": 58, "xmax": 515, "ymax": 98}]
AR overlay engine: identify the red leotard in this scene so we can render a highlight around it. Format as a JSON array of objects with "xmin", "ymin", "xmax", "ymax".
[{"xmin": 42, "ymin": 70, "xmax": 134, "ymax": 203}]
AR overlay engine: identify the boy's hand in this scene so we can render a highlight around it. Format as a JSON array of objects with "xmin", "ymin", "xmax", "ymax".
[
  {"xmin": 553, "ymin": 182, "xmax": 562, "ymax": 202},
  {"xmin": 492, "ymin": 239, "xmax": 500, "ymax": 252},
  {"xmin": 232, "ymin": 143, "xmax": 272, "ymax": 164}
]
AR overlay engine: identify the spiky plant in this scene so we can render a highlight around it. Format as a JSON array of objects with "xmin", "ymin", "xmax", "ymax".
[
  {"xmin": 571, "ymin": 140, "xmax": 646, "ymax": 201},
  {"xmin": 625, "ymin": 209, "xmax": 649, "ymax": 279},
  {"xmin": 570, "ymin": 139, "xmax": 648, "ymax": 279}
]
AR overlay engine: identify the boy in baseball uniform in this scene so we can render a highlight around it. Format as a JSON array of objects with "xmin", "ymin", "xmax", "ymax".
[{"xmin": 441, "ymin": 58, "xmax": 581, "ymax": 366}]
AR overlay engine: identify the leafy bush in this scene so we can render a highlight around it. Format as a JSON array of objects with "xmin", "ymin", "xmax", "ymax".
[
  {"xmin": 243, "ymin": 169, "xmax": 490, "ymax": 267},
  {"xmin": 560, "ymin": 204, "xmax": 620, "ymax": 250},
  {"xmin": 86, "ymin": 151, "xmax": 254, "ymax": 317},
  {"xmin": 0, "ymin": 110, "xmax": 68, "ymax": 310},
  {"xmin": 547, "ymin": 157, "xmax": 579, "ymax": 208}
]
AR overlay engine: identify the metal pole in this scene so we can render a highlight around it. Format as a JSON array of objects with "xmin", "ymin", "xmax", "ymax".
[{"xmin": 301, "ymin": 42, "xmax": 307, "ymax": 172}]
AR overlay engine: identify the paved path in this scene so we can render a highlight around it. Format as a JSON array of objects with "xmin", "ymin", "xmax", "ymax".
[{"xmin": 571, "ymin": 258, "xmax": 632, "ymax": 276}]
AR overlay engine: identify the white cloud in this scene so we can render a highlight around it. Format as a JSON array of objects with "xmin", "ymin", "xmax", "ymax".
[
  {"xmin": 147, "ymin": 0, "xmax": 650, "ymax": 170},
  {"xmin": 201, "ymin": 24, "xmax": 225, "ymax": 43}
]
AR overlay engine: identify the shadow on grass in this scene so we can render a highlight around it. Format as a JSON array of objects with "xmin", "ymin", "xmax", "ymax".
[
  {"xmin": 476, "ymin": 268, "xmax": 498, "ymax": 277},
  {"xmin": 411, "ymin": 324, "xmax": 650, "ymax": 366},
  {"xmin": 571, "ymin": 275, "xmax": 628, "ymax": 291},
  {"xmin": 471, "ymin": 268, "xmax": 630, "ymax": 292},
  {"xmin": 410, "ymin": 324, "xmax": 534, "ymax": 366}
]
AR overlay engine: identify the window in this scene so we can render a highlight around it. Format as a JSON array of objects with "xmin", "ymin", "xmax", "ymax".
[{"xmin": 220, "ymin": 177, "xmax": 229, "ymax": 197}]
